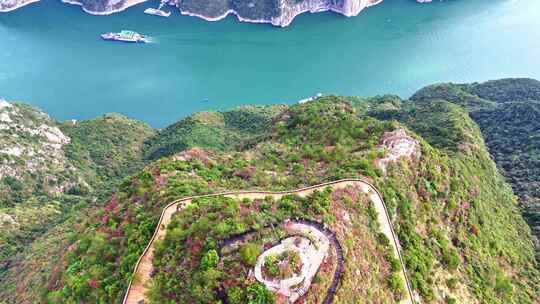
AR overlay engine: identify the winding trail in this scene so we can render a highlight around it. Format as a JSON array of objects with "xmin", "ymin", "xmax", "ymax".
[{"xmin": 122, "ymin": 179, "xmax": 415, "ymax": 304}]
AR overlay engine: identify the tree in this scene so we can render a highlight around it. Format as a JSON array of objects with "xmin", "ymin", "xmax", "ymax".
[
  {"xmin": 201, "ymin": 249, "xmax": 219, "ymax": 269},
  {"xmin": 239, "ymin": 243, "xmax": 261, "ymax": 267}
]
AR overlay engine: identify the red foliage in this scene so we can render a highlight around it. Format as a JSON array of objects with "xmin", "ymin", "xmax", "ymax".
[
  {"xmin": 233, "ymin": 166, "xmax": 257, "ymax": 180},
  {"xmin": 331, "ymin": 186, "xmax": 361, "ymax": 205},
  {"xmin": 276, "ymin": 294, "xmax": 288, "ymax": 304},
  {"xmin": 323, "ymin": 146, "xmax": 336, "ymax": 153},
  {"xmin": 88, "ymin": 279, "xmax": 100, "ymax": 289},
  {"xmin": 182, "ymin": 148, "xmax": 212, "ymax": 166},
  {"xmin": 97, "ymin": 226, "xmax": 111, "ymax": 234},
  {"xmin": 110, "ymin": 229, "xmax": 124, "ymax": 238},
  {"xmin": 153, "ymin": 169, "xmax": 165, "ymax": 189},
  {"xmin": 104, "ymin": 194, "xmax": 119, "ymax": 213},
  {"xmin": 186, "ymin": 238, "xmax": 203, "ymax": 257},
  {"xmin": 418, "ymin": 185, "xmax": 429, "ymax": 201}
]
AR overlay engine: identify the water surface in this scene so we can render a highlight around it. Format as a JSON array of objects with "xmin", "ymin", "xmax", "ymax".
[{"xmin": 1, "ymin": 0, "xmax": 539, "ymax": 127}]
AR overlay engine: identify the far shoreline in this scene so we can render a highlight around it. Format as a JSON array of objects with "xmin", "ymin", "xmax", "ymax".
[
  {"xmin": 61, "ymin": 0, "xmax": 148, "ymax": 16},
  {"xmin": 0, "ymin": 0, "xmax": 40, "ymax": 12},
  {"xmin": 3, "ymin": 0, "xmax": 393, "ymax": 27}
]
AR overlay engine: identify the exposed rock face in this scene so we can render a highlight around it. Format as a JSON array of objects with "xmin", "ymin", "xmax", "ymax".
[
  {"xmin": 0, "ymin": 100, "xmax": 75, "ymax": 195},
  {"xmin": 1, "ymin": 0, "xmax": 383, "ymax": 26},
  {"xmin": 60, "ymin": 0, "xmax": 146, "ymax": 15},
  {"xmin": 0, "ymin": 0, "xmax": 39, "ymax": 12},
  {"xmin": 375, "ymin": 128, "xmax": 419, "ymax": 172},
  {"xmin": 273, "ymin": 0, "xmax": 382, "ymax": 27},
  {"xmin": 178, "ymin": 0, "xmax": 383, "ymax": 27}
]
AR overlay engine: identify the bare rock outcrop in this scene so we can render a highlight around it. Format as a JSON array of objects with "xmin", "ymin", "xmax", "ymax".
[
  {"xmin": 178, "ymin": 0, "xmax": 383, "ymax": 27},
  {"xmin": 375, "ymin": 128, "xmax": 420, "ymax": 172},
  {"xmin": 0, "ymin": 0, "xmax": 39, "ymax": 12},
  {"xmin": 270, "ymin": 0, "xmax": 382, "ymax": 27},
  {"xmin": 0, "ymin": 100, "xmax": 75, "ymax": 195},
  {"xmin": 2, "ymin": 0, "xmax": 385, "ymax": 27}
]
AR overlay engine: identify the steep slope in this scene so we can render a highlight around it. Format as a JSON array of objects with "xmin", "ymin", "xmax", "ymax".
[
  {"xmin": 61, "ymin": 113, "xmax": 155, "ymax": 188},
  {"xmin": 466, "ymin": 78, "xmax": 540, "ymax": 103},
  {"xmin": 144, "ymin": 104, "xmax": 285, "ymax": 161},
  {"xmin": 410, "ymin": 78, "xmax": 540, "ymax": 259},
  {"xmin": 0, "ymin": 101, "xmax": 80, "ymax": 275},
  {"xmin": 0, "ymin": 103, "xmax": 289, "ymax": 303},
  {"xmin": 177, "ymin": 0, "xmax": 383, "ymax": 27},
  {"xmin": 0, "ymin": 101, "xmax": 155, "ymax": 297},
  {"xmin": 133, "ymin": 180, "xmax": 411, "ymax": 304},
  {"xmin": 0, "ymin": 0, "xmax": 37, "ymax": 12},
  {"xmin": 2, "ymin": 0, "xmax": 382, "ymax": 26},
  {"xmin": 40, "ymin": 97, "xmax": 538, "ymax": 304}
]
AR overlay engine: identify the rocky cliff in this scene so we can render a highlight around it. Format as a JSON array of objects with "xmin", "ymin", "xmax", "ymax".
[
  {"xmin": 1, "ymin": 0, "xmax": 384, "ymax": 26},
  {"xmin": 0, "ymin": 0, "xmax": 39, "ymax": 12},
  {"xmin": 177, "ymin": 0, "xmax": 383, "ymax": 27},
  {"xmin": 0, "ymin": 99, "xmax": 154, "ymax": 286},
  {"xmin": 274, "ymin": 0, "xmax": 383, "ymax": 27}
]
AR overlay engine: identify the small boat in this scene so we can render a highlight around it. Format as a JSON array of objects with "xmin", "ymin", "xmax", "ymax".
[
  {"xmin": 298, "ymin": 93, "xmax": 324, "ymax": 104},
  {"xmin": 101, "ymin": 30, "xmax": 149, "ymax": 43},
  {"xmin": 144, "ymin": 7, "xmax": 171, "ymax": 17}
]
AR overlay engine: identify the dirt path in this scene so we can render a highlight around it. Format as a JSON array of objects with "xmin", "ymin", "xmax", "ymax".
[{"xmin": 122, "ymin": 179, "xmax": 415, "ymax": 304}]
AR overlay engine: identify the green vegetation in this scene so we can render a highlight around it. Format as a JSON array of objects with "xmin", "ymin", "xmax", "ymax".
[
  {"xmin": 61, "ymin": 113, "xmax": 155, "ymax": 185},
  {"xmin": 240, "ymin": 243, "xmax": 262, "ymax": 267},
  {"xmin": 466, "ymin": 78, "xmax": 540, "ymax": 103},
  {"xmin": 143, "ymin": 105, "xmax": 285, "ymax": 160},
  {"xmin": 411, "ymin": 78, "xmax": 540, "ymax": 259},
  {"xmin": 263, "ymin": 250, "xmax": 302, "ymax": 280},
  {"xmin": 147, "ymin": 186, "xmax": 399, "ymax": 303},
  {"xmin": 178, "ymin": 0, "xmax": 281, "ymax": 20},
  {"xmin": 0, "ymin": 108, "xmax": 154, "ymax": 300},
  {"xmin": 1, "ymin": 79, "xmax": 539, "ymax": 303}
]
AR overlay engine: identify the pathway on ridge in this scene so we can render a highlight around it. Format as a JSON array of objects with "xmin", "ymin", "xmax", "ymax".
[{"xmin": 122, "ymin": 179, "xmax": 415, "ymax": 304}]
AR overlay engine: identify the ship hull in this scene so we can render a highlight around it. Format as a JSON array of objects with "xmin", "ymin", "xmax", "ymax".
[
  {"xmin": 101, "ymin": 37, "xmax": 146, "ymax": 43},
  {"xmin": 144, "ymin": 8, "xmax": 171, "ymax": 17},
  {"xmin": 100, "ymin": 34, "xmax": 148, "ymax": 43}
]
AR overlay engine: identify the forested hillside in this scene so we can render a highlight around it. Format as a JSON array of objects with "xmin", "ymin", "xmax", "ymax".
[
  {"xmin": 1, "ymin": 79, "xmax": 539, "ymax": 303},
  {"xmin": 0, "ymin": 105, "xmax": 154, "ymax": 291},
  {"xmin": 411, "ymin": 78, "xmax": 540, "ymax": 258}
]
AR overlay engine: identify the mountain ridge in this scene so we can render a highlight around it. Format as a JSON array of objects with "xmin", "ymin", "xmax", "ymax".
[
  {"xmin": 1, "ymin": 78, "xmax": 539, "ymax": 303},
  {"xmin": 2, "ymin": 0, "xmax": 425, "ymax": 26}
]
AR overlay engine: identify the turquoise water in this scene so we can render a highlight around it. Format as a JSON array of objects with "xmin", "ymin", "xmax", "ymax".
[{"xmin": 1, "ymin": 0, "xmax": 539, "ymax": 127}]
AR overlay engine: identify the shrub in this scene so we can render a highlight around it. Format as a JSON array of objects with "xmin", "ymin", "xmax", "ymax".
[
  {"xmin": 264, "ymin": 255, "xmax": 280, "ymax": 278},
  {"xmin": 246, "ymin": 282, "xmax": 274, "ymax": 304},
  {"xmin": 2, "ymin": 176, "xmax": 23, "ymax": 191},
  {"xmin": 442, "ymin": 249, "xmax": 460, "ymax": 271},
  {"xmin": 388, "ymin": 273, "xmax": 405, "ymax": 300},
  {"xmin": 378, "ymin": 232, "xmax": 390, "ymax": 247},
  {"xmin": 227, "ymin": 286, "xmax": 245, "ymax": 304},
  {"xmin": 240, "ymin": 243, "xmax": 261, "ymax": 267},
  {"xmin": 446, "ymin": 277, "xmax": 458, "ymax": 289},
  {"xmin": 387, "ymin": 254, "xmax": 401, "ymax": 273},
  {"xmin": 495, "ymin": 276, "xmax": 513, "ymax": 296},
  {"xmin": 201, "ymin": 249, "xmax": 219, "ymax": 269}
]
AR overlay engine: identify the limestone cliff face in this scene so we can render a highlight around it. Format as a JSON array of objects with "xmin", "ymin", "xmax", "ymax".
[
  {"xmin": 270, "ymin": 0, "xmax": 381, "ymax": 26},
  {"xmin": 0, "ymin": 0, "xmax": 39, "ymax": 12},
  {"xmin": 60, "ymin": 0, "xmax": 140, "ymax": 15},
  {"xmin": 2, "ymin": 0, "xmax": 384, "ymax": 25},
  {"xmin": 0, "ymin": 100, "xmax": 79, "ymax": 198},
  {"xmin": 177, "ymin": 0, "xmax": 383, "ymax": 27}
]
